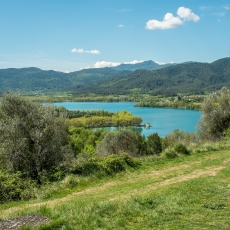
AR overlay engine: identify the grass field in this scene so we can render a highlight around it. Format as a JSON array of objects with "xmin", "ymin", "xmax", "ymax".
[{"xmin": 1, "ymin": 150, "xmax": 230, "ymax": 229}]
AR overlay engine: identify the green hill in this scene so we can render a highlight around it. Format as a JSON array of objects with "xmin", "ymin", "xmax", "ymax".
[
  {"xmin": 0, "ymin": 67, "xmax": 130, "ymax": 94},
  {"xmin": 0, "ymin": 57, "xmax": 230, "ymax": 96},
  {"xmin": 77, "ymin": 57, "xmax": 230, "ymax": 96}
]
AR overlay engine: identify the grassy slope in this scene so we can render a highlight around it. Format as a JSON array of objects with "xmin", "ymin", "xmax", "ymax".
[{"xmin": 1, "ymin": 150, "xmax": 230, "ymax": 229}]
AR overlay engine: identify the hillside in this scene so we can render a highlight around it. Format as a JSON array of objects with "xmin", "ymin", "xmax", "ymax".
[
  {"xmin": 0, "ymin": 67, "xmax": 130, "ymax": 94},
  {"xmin": 77, "ymin": 57, "xmax": 230, "ymax": 96},
  {"xmin": 0, "ymin": 57, "xmax": 230, "ymax": 96},
  {"xmin": 1, "ymin": 150, "xmax": 230, "ymax": 229}
]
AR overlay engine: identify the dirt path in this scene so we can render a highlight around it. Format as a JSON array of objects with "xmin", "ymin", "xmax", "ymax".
[
  {"xmin": 109, "ymin": 166, "xmax": 224, "ymax": 201},
  {"xmin": 1, "ymin": 161, "xmax": 225, "ymax": 218}
]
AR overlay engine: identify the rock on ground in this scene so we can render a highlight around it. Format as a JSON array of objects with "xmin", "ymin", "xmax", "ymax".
[{"xmin": 0, "ymin": 214, "xmax": 50, "ymax": 230}]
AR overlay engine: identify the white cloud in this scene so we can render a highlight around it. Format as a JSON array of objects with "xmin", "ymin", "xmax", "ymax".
[
  {"xmin": 71, "ymin": 48, "xmax": 84, "ymax": 53},
  {"xmin": 87, "ymin": 49, "xmax": 100, "ymax": 54},
  {"xmin": 118, "ymin": 24, "xmax": 124, "ymax": 28},
  {"xmin": 218, "ymin": 19, "xmax": 221, "ymax": 22},
  {"xmin": 155, "ymin": 61, "xmax": 166, "ymax": 65},
  {"xmin": 146, "ymin": 6, "xmax": 199, "ymax": 30},
  {"xmin": 71, "ymin": 48, "xmax": 100, "ymax": 54},
  {"xmin": 94, "ymin": 61, "xmax": 121, "ymax": 68},
  {"xmin": 224, "ymin": 6, "xmax": 230, "ymax": 10},
  {"xmin": 177, "ymin": 7, "xmax": 200, "ymax": 22},
  {"xmin": 93, "ymin": 60, "xmax": 144, "ymax": 68},
  {"xmin": 123, "ymin": 60, "xmax": 144, "ymax": 64},
  {"xmin": 146, "ymin": 13, "xmax": 183, "ymax": 30}
]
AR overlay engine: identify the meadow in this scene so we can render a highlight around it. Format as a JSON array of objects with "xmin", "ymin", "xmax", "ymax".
[{"xmin": 1, "ymin": 146, "xmax": 230, "ymax": 229}]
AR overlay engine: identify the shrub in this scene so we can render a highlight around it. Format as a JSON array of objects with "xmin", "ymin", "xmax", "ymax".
[
  {"xmin": 174, "ymin": 143, "xmax": 190, "ymax": 155},
  {"xmin": 163, "ymin": 129, "xmax": 196, "ymax": 148},
  {"xmin": 146, "ymin": 133, "xmax": 162, "ymax": 155},
  {"xmin": 198, "ymin": 87, "xmax": 230, "ymax": 140},
  {"xmin": 0, "ymin": 170, "xmax": 36, "ymax": 203},
  {"xmin": 71, "ymin": 154, "xmax": 140, "ymax": 176},
  {"xmin": 163, "ymin": 149, "xmax": 178, "ymax": 159}
]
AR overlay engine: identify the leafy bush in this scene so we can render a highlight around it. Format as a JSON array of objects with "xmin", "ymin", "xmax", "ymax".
[
  {"xmin": 68, "ymin": 126, "xmax": 108, "ymax": 155},
  {"xmin": 71, "ymin": 153, "xmax": 140, "ymax": 176},
  {"xmin": 198, "ymin": 87, "xmax": 230, "ymax": 140},
  {"xmin": 146, "ymin": 133, "xmax": 162, "ymax": 155},
  {"xmin": 163, "ymin": 129, "xmax": 196, "ymax": 148},
  {"xmin": 174, "ymin": 143, "xmax": 190, "ymax": 155},
  {"xmin": 0, "ymin": 170, "xmax": 35, "ymax": 203},
  {"xmin": 163, "ymin": 149, "xmax": 178, "ymax": 159}
]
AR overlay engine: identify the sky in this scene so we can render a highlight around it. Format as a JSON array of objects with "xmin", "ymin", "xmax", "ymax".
[{"xmin": 0, "ymin": 0, "xmax": 230, "ymax": 72}]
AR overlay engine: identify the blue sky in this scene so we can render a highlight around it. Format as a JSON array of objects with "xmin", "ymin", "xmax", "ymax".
[{"xmin": 0, "ymin": 0, "xmax": 230, "ymax": 72}]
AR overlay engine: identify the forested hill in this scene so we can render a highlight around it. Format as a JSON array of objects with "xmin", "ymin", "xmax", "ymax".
[
  {"xmin": 0, "ymin": 57, "xmax": 230, "ymax": 95},
  {"xmin": 0, "ymin": 67, "xmax": 130, "ymax": 94},
  {"xmin": 76, "ymin": 57, "xmax": 230, "ymax": 96}
]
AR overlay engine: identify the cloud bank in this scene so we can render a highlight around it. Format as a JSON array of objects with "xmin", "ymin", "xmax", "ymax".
[
  {"xmin": 146, "ymin": 6, "xmax": 200, "ymax": 30},
  {"xmin": 94, "ymin": 61, "xmax": 121, "ymax": 68},
  {"xmin": 94, "ymin": 60, "xmax": 144, "ymax": 68},
  {"xmin": 71, "ymin": 48, "xmax": 100, "ymax": 54}
]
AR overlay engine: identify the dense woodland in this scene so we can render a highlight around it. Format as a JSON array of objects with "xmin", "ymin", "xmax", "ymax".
[
  {"xmin": 0, "ymin": 57, "xmax": 230, "ymax": 96},
  {"xmin": 77, "ymin": 57, "xmax": 230, "ymax": 96}
]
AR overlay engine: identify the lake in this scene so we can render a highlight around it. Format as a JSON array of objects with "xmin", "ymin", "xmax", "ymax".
[{"xmin": 53, "ymin": 102, "xmax": 201, "ymax": 137}]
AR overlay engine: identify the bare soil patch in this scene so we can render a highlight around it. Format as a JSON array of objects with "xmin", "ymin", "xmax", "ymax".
[{"xmin": 0, "ymin": 214, "xmax": 49, "ymax": 230}]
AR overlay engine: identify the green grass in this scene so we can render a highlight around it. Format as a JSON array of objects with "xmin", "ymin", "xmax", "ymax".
[{"xmin": 1, "ymin": 150, "xmax": 230, "ymax": 229}]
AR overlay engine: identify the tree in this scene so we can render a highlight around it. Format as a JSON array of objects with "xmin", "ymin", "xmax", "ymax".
[
  {"xmin": 0, "ymin": 94, "xmax": 71, "ymax": 182},
  {"xmin": 197, "ymin": 87, "xmax": 230, "ymax": 140},
  {"xmin": 146, "ymin": 133, "xmax": 162, "ymax": 155},
  {"xmin": 96, "ymin": 130, "xmax": 144, "ymax": 156}
]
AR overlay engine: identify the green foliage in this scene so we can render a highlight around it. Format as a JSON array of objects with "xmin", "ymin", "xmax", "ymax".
[
  {"xmin": 67, "ymin": 110, "xmax": 142, "ymax": 128},
  {"xmin": 163, "ymin": 129, "xmax": 196, "ymax": 148},
  {"xmin": 0, "ymin": 170, "xmax": 35, "ymax": 203},
  {"xmin": 76, "ymin": 57, "xmax": 230, "ymax": 96},
  {"xmin": 0, "ymin": 94, "xmax": 73, "ymax": 183},
  {"xmin": 198, "ymin": 87, "xmax": 230, "ymax": 140},
  {"xmin": 71, "ymin": 153, "xmax": 140, "ymax": 176},
  {"xmin": 1, "ymin": 57, "xmax": 230, "ymax": 96},
  {"xmin": 68, "ymin": 126, "xmax": 108, "ymax": 155},
  {"xmin": 163, "ymin": 148, "xmax": 178, "ymax": 159},
  {"xmin": 174, "ymin": 143, "xmax": 190, "ymax": 155},
  {"xmin": 55, "ymin": 106, "xmax": 116, "ymax": 119},
  {"xmin": 0, "ymin": 67, "xmax": 129, "ymax": 94},
  {"xmin": 146, "ymin": 133, "xmax": 162, "ymax": 155},
  {"xmin": 135, "ymin": 95, "xmax": 202, "ymax": 109},
  {"xmin": 96, "ymin": 130, "xmax": 145, "ymax": 156}
]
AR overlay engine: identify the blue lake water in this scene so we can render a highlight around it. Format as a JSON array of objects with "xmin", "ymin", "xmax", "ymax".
[{"xmin": 53, "ymin": 102, "xmax": 201, "ymax": 137}]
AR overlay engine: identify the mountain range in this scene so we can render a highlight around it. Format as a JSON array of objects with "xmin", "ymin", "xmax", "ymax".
[{"xmin": 0, "ymin": 58, "xmax": 230, "ymax": 96}]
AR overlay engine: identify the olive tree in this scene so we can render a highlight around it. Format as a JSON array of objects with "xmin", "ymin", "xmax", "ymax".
[
  {"xmin": 96, "ymin": 130, "xmax": 145, "ymax": 156},
  {"xmin": 197, "ymin": 87, "xmax": 230, "ymax": 140},
  {"xmin": 0, "ymin": 94, "xmax": 71, "ymax": 182}
]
